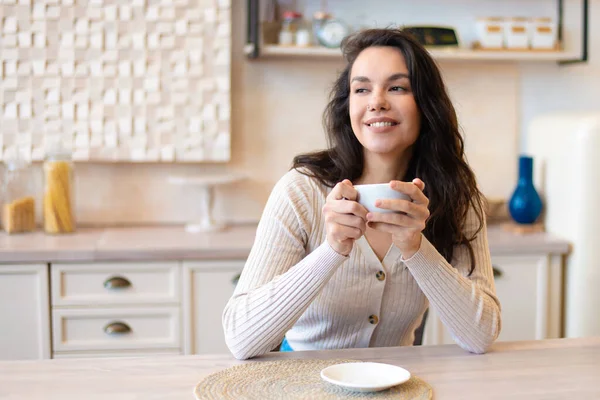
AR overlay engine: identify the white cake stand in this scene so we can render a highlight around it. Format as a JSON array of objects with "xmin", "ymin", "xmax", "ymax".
[{"xmin": 168, "ymin": 173, "xmax": 245, "ymax": 233}]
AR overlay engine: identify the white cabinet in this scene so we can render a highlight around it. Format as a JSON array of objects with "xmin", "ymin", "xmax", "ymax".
[
  {"xmin": 423, "ymin": 254, "xmax": 564, "ymax": 346},
  {"xmin": 182, "ymin": 260, "xmax": 244, "ymax": 355},
  {"xmin": 493, "ymin": 254, "xmax": 563, "ymax": 341},
  {"xmin": 0, "ymin": 251, "xmax": 565, "ymax": 359},
  {"xmin": 1, "ymin": 259, "xmax": 243, "ymax": 359},
  {"xmin": 50, "ymin": 261, "xmax": 182, "ymax": 358},
  {"xmin": 0, "ymin": 264, "xmax": 50, "ymax": 360}
]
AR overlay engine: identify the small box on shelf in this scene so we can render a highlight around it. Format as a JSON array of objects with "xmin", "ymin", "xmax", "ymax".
[
  {"xmin": 505, "ymin": 17, "xmax": 530, "ymax": 50},
  {"xmin": 531, "ymin": 18, "xmax": 558, "ymax": 50},
  {"xmin": 261, "ymin": 21, "xmax": 282, "ymax": 45},
  {"xmin": 476, "ymin": 17, "xmax": 505, "ymax": 49}
]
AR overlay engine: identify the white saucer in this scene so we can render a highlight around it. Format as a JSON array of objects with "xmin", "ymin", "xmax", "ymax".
[{"xmin": 320, "ymin": 362, "xmax": 411, "ymax": 392}]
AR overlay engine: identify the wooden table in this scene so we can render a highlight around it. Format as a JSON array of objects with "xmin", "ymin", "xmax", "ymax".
[{"xmin": 1, "ymin": 338, "xmax": 598, "ymax": 399}]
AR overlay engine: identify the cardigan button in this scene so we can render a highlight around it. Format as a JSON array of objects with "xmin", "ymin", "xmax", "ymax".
[
  {"xmin": 368, "ymin": 315, "xmax": 379, "ymax": 325},
  {"xmin": 375, "ymin": 270, "xmax": 386, "ymax": 281}
]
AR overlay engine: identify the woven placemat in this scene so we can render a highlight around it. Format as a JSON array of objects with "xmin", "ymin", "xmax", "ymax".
[{"xmin": 194, "ymin": 359, "xmax": 432, "ymax": 399}]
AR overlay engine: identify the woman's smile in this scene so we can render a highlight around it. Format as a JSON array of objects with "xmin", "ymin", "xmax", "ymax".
[{"xmin": 364, "ymin": 116, "xmax": 400, "ymax": 133}]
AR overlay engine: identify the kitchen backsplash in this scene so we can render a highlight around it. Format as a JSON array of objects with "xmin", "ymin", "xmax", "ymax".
[{"xmin": 5, "ymin": 0, "xmax": 598, "ymax": 226}]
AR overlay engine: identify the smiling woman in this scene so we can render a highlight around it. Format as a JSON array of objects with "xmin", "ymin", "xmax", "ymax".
[{"xmin": 222, "ymin": 28, "xmax": 501, "ymax": 360}]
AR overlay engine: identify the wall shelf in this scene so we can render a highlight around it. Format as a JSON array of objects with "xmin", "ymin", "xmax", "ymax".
[
  {"xmin": 258, "ymin": 44, "xmax": 582, "ymax": 63},
  {"xmin": 246, "ymin": 0, "xmax": 589, "ymax": 65}
]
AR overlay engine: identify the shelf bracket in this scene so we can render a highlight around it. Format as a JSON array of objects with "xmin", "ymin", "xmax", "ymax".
[
  {"xmin": 558, "ymin": 0, "xmax": 588, "ymax": 65},
  {"xmin": 246, "ymin": 0, "xmax": 260, "ymax": 59}
]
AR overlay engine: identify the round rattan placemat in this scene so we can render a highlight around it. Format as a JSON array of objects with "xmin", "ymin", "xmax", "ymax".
[{"xmin": 194, "ymin": 359, "xmax": 432, "ymax": 399}]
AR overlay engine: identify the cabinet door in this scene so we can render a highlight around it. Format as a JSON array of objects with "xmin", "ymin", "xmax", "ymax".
[
  {"xmin": 182, "ymin": 260, "xmax": 244, "ymax": 355},
  {"xmin": 0, "ymin": 264, "xmax": 50, "ymax": 360},
  {"xmin": 492, "ymin": 255, "xmax": 549, "ymax": 342},
  {"xmin": 423, "ymin": 255, "xmax": 556, "ymax": 346}
]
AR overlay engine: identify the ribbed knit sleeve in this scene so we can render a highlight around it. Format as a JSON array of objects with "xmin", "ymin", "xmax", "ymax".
[
  {"xmin": 402, "ymin": 202, "xmax": 502, "ymax": 354},
  {"xmin": 222, "ymin": 170, "xmax": 347, "ymax": 360}
]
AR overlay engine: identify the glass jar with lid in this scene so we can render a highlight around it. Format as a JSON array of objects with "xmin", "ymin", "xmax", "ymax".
[
  {"xmin": 1, "ymin": 154, "xmax": 36, "ymax": 234},
  {"xmin": 312, "ymin": 11, "xmax": 331, "ymax": 46},
  {"xmin": 43, "ymin": 142, "xmax": 76, "ymax": 234},
  {"xmin": 279, "ymin": 11, "xmax": 303, "ymax": 46}
]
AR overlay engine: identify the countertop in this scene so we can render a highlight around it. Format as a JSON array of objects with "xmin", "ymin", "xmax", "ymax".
[
  {"xmin": 0, "ymin": 224, "xmax": 570, "ymax": 263},
  {"xmin": 0, "ymin": 337, "xmax": 598, "ymax": 400}
]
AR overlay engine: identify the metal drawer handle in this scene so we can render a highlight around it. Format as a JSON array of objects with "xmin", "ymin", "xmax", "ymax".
[
  {"xmin": 104, "ymin": 321, "xmax": 132, "ymax": 335},
  {"xmin": 492, "ymin": 265, "xmax": 503, "ymax": 278},
  {"xmin": 103, "ymin": 276, "xmax": 131, "ymax": 290}
]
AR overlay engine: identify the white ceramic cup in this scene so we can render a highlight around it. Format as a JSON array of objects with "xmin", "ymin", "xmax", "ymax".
[{"xmin": 354, "ymin": 183, "xmax": 411, "ymax": 213}]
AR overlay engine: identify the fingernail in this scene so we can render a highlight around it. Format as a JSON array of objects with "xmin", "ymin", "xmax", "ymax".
[
  {"xmin": 375, "ymin": 200, "xmax": 381, "ymax": 206},
  {"xmin": 366, "ymin": 213, "xmax": 373, "ymax": 220}
]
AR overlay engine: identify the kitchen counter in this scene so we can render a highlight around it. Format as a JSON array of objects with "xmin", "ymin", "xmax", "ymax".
[
  {"xmin": 0, "ymin": 224, "xmax": 570, "ymax": 263},
  {"xmin": 0, "ymin": 337, "xmax": 598, "ymax": 399}
]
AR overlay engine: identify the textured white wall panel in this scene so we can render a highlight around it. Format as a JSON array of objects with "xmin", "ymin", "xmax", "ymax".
[{"xmin": 0, "ymin": 0, "xmax": 231, "ymax": 162}]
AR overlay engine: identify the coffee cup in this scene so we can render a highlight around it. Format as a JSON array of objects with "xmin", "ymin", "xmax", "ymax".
[{"xmin": 354, "ymin": 183, "xmax": 411, "ymax": 213}]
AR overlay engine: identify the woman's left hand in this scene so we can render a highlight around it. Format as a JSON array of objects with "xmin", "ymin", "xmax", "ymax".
[{"xmin": 366, "ymin": 178, "xmax": 430, "ymax": 259}]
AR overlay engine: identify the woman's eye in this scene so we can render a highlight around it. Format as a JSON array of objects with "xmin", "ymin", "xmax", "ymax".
[
  {"xmin": 390, "ymin": 86, "xmax": 407, "ymax": 92},
  {"xmin": 354, "ymin": 88, "xmax": 368, "ymax": 94}
]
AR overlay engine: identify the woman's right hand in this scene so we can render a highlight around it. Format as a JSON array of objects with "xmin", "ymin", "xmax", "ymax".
[{"xmin": 322, "ymin": 179, "xmax": 368, "ymax": 256}]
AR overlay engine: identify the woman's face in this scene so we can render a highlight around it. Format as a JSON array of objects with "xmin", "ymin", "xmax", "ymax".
[{"xmin": 349, "ymin": 46, "xmax": 421, "ymax": 160}]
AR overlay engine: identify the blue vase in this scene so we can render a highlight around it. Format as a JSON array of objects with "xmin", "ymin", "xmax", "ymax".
[{"xmin": 509, "ymin": 156, "xmax": 543, "ymax": 224}]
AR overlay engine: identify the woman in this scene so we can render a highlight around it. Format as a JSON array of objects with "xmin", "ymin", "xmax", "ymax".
[{"xmin": 223, "ymin": 28, "xmax": 501, "ymax": 360}]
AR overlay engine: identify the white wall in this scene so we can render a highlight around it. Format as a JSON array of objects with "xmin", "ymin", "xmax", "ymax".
[{"xmin": 521, "ymin": 1, "xmax": 600, "ymax": 151}]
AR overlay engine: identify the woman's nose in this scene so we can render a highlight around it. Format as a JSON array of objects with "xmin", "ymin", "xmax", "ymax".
[{"xmin": 367, "ymin": 90, "xmax": 390, "ymax": 111}]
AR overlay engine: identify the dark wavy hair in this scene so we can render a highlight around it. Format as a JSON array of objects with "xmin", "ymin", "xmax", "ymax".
[{"xmin": 292, "ymin": 28, "xmax": 484, "ymax": 274}]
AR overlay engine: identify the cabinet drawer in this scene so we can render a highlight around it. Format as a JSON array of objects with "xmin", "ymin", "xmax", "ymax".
[
  {"xmin": 52, "ymin": 307, "xmax": 181, "ymax": 352},
  {"xmin": 51, "ymin": 262, "xmax": 180, "ymax": 306}
]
